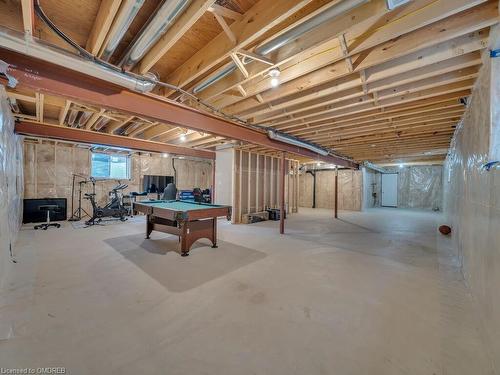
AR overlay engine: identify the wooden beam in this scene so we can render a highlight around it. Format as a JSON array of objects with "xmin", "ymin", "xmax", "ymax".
[
  {"xmin": 208, "ymin": 4, "xmax": 243, "ymax": 21},
  {"xmin": 274, "ymin": 82, "xmax": 473, "ymax": 130},
  {"xmin": 58, "ymin": 100, "xmax": 71, "ymax": 126},
  {"xmin": 20, "ymin": 0, "xmax": 34, "ymax": 35},
  {"xmin": 236, "ymin": 50, "xmax": 274, "ymax": 65},
  {"xmin": 105, "ymin": 115, "xmax": 134, "ymax": 134},
  {"xmin": 277, "ymin": 94, "xmax": 467, "ymax": 132},
  {"xmin": 196, "ymin": 0, "xmax": 391, "ymax": 102},
  {"xmin": 164, "ymin": 0, "xmax": 313, "ymax": 93},
  {"xmin": 227, "ymin": 34, "xmax": 486, "ymax": 117},
  {"xmin": 231, "ymin": 53, "xmax": 249, "ymax": 78},
  {"xmin": 138, "ymin": 0, "xmax": 216, "ymax": 74},
  {"xmin": 86, "ymin": 0, "xmax": 122, "ymax": 55},
  {"xmin": 143, "ymin": 125, "xmax": 178, "ymax": 140},
  {"xmin": 127, "ymin": 121, "xmax": 157, "ymax": 137},
  {"xmin": 236, "ymin": 85, "xmax": 247, "ymax": 97},
  {"xmin": 36, "ymin": 92, "xmax": 44, "ymax": 123},
  {"xmin": 213, "ymin": 12, "xmax": 237, "ymax": 45},
  {"xmin": 2, "ymin": 48, "xmax": 357, "ymax": 168},
  {"xmin": 85, "ymin": 109, "xmax": 105, "ymax": 130},
  {"xmin": 15, "ymin": 121, "xmax": 215, "ymax": 159},
  {"xmin": 215, "ymin": 0, "xmax": 495, "ymax": 110}
]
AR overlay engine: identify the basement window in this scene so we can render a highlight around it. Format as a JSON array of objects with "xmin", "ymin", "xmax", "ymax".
[{"xmin": 91, "ymin": 152, "xmax": 130, "ymax": 180}]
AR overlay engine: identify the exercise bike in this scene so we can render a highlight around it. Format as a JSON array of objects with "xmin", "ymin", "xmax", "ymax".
[{"xmin": 84, "ymin": 179, "xmax": 129, "ymax": 226}]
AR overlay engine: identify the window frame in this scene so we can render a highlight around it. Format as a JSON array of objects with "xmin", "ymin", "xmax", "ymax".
[{"xmin": 90, "ymin": 152, "xmax": 131, "ymax": 180}]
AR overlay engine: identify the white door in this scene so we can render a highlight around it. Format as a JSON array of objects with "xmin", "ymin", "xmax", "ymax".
[{"xmin": 381, "ymin": 173, "xmax": 398, "ymax": 207}]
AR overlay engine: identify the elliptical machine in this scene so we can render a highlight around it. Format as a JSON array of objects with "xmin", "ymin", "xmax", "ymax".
[{"xmin": 84, "ymin": 178, "xmax": 129, "ymax": 226}]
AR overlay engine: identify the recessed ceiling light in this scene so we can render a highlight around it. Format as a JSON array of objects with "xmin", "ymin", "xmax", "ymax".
[{"xmin": 179, "ymin": 133, "xmax": 187, "ymax": 142}]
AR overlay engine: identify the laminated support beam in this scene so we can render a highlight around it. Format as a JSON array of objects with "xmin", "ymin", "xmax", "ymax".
[
  {"xmin": 15, "ymin": 121, "xmax": 215, "ymax": 160},
  {"xmin": 1, "ymin": 49, "xmax": 358, "ymax": 168}
]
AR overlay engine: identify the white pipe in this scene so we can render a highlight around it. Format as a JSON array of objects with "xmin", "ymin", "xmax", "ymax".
[
  {"xmin": 120, "ymin": 0, "xmax": 191, "ymax": 70},
  {"xmin": 100, "ymin": 0, "xmax": 146, "ymax": 61},
  {"xmin": 268, "ymin": 130, "xmax": 329, "ymax": 156},
  {"xmin": 0, "ymin": 27, "xmax": 156, "ymax": 93}
]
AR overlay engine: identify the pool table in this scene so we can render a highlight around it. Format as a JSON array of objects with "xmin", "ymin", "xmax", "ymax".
[{"xmin": 133, "ymin": 200, "xmax": 231, "ymax": 256}]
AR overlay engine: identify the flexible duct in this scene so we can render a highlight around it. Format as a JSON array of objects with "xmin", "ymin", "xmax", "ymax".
[
  {"xmin": 192, "ymin": 0, "xmax": 368, "ymax": 94},
  {"xmin": 120, "ymin": 0, "xmax": 192, "ymax": 70},
  {"xmin": 0, "ymin": 26, "xmax": 157, "ymax": 92},
  {"xmin": 100, "ymin": 0, "xmax": 146, "ymax": 61}
]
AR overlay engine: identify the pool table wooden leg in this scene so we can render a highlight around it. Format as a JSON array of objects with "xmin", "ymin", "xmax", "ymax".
[
  {"xmin": 211, "ymin": 217, "xmax": 218, "ymax": 248},
  {"xmin": 180, "ymin": 221, "xmax": 189, "ymax": 256},
  {"xmin": 146, "ymin": 215, "xmax": 153, "ymax": 239}
]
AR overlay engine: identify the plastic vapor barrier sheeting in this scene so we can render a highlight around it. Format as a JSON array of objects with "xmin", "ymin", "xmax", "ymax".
[{"xmin": 0, "ymin": 85, "xmax": 23, "ymax": 286}]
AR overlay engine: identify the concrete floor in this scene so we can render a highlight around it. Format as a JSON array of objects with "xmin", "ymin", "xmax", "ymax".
[{"xmin": 0, "ymin": 208, "xmax": 495, "ymax": 375}]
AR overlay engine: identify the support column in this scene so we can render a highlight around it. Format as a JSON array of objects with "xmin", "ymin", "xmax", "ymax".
[
  {"xmin": 334, "ymin": 166, "xmax": 338, "ymax": 219},
  {"xmin": 211, "ymin": 159, "xmax": 216, "ymax": 203},
  {"xmin": 280, "ymin": 152, "xmax": 286, "ymax": 234}
]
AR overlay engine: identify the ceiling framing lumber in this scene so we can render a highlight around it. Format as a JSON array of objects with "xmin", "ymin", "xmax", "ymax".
[
  {"xmin": 1, "ymin": 0, "xmax": 497, "ymax": 164},
  {"xmin": 15, "ymin": 121, "xmax": 216, "ymax": 159},
  {"xmin": 163, "ymin": 0, "xmax": 315, "ymax": 95},
  {"xmin": 137, "ymin": 0, "xmax": 217, "ymax": 74},
  {"xmin": 1, "ymin": 48, "xmax": 356, "ymax": 167},
  {"xmin": 213, "ymin": 1, "xmax": 497, "ymax": 110},
  {"xmin": 85, "ymin": 0, "xmax": 122, "ymax": 55},
  {"xmin": 20, "ymin": 0, "xmax": 34, "ymax": 35},
  {"xmin": 208, "ymin": 4, "xmax": 243, "ymax": 21}
]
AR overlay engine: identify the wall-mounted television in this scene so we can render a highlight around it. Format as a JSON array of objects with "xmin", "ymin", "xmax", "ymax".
[{"xmin": 143, "ymin": 175, "xmax": 174, "ymax": 196}]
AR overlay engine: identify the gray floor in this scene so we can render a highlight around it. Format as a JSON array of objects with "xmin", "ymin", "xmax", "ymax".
[{"xmin": 0, "ymin": 208, "xmax": 495, "ymax": 374}]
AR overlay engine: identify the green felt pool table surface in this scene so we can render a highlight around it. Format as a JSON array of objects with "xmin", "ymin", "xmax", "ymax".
[{"xmin": 137, "ymin": 200, "xmax": 227, "ymax": 211}]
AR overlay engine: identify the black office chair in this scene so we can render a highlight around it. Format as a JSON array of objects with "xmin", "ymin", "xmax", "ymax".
[
  {"xmin": 34, "ymin": 205, "xmax": 61, "ymax": 230},
  {"xmin": 162, "ymin": 183, "xmax": 177, "ymax": 200}
]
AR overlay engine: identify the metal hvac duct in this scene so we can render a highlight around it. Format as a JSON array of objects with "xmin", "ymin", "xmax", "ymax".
[
  {"xmin": 192, "ymin": 0, "xmax": 368, "ymax": 94},
  {"xmin": 100, "ymin": 0, "xmax": 146, "ymax": 61},
  {"xmin": 254, "ymin": 0, "xmax": 368, "ymax": 56},
  {"xmin": 0, "ymin": 26, "xmax": 157, "ymax": 93},
  {"xmin": 267, "ymin": 130, "xmax": 329, "ymax": 156},
  {"xmin": 193, "ymin": 65, "xmax": 237, "ymax": 94},
  {"xmin": 119, "ymin": 0, "xmax": 192, "ymax": 70}
]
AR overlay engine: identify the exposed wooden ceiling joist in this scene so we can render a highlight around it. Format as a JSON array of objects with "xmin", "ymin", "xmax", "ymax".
[{"xmin": 2, "ymin": 48, "xmax": 355, "ymax": 167}]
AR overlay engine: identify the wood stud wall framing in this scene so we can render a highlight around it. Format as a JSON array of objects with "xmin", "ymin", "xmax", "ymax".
[{"xmin": 232, "ymin": 149, "xmax": 299, "ymax": 224}]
